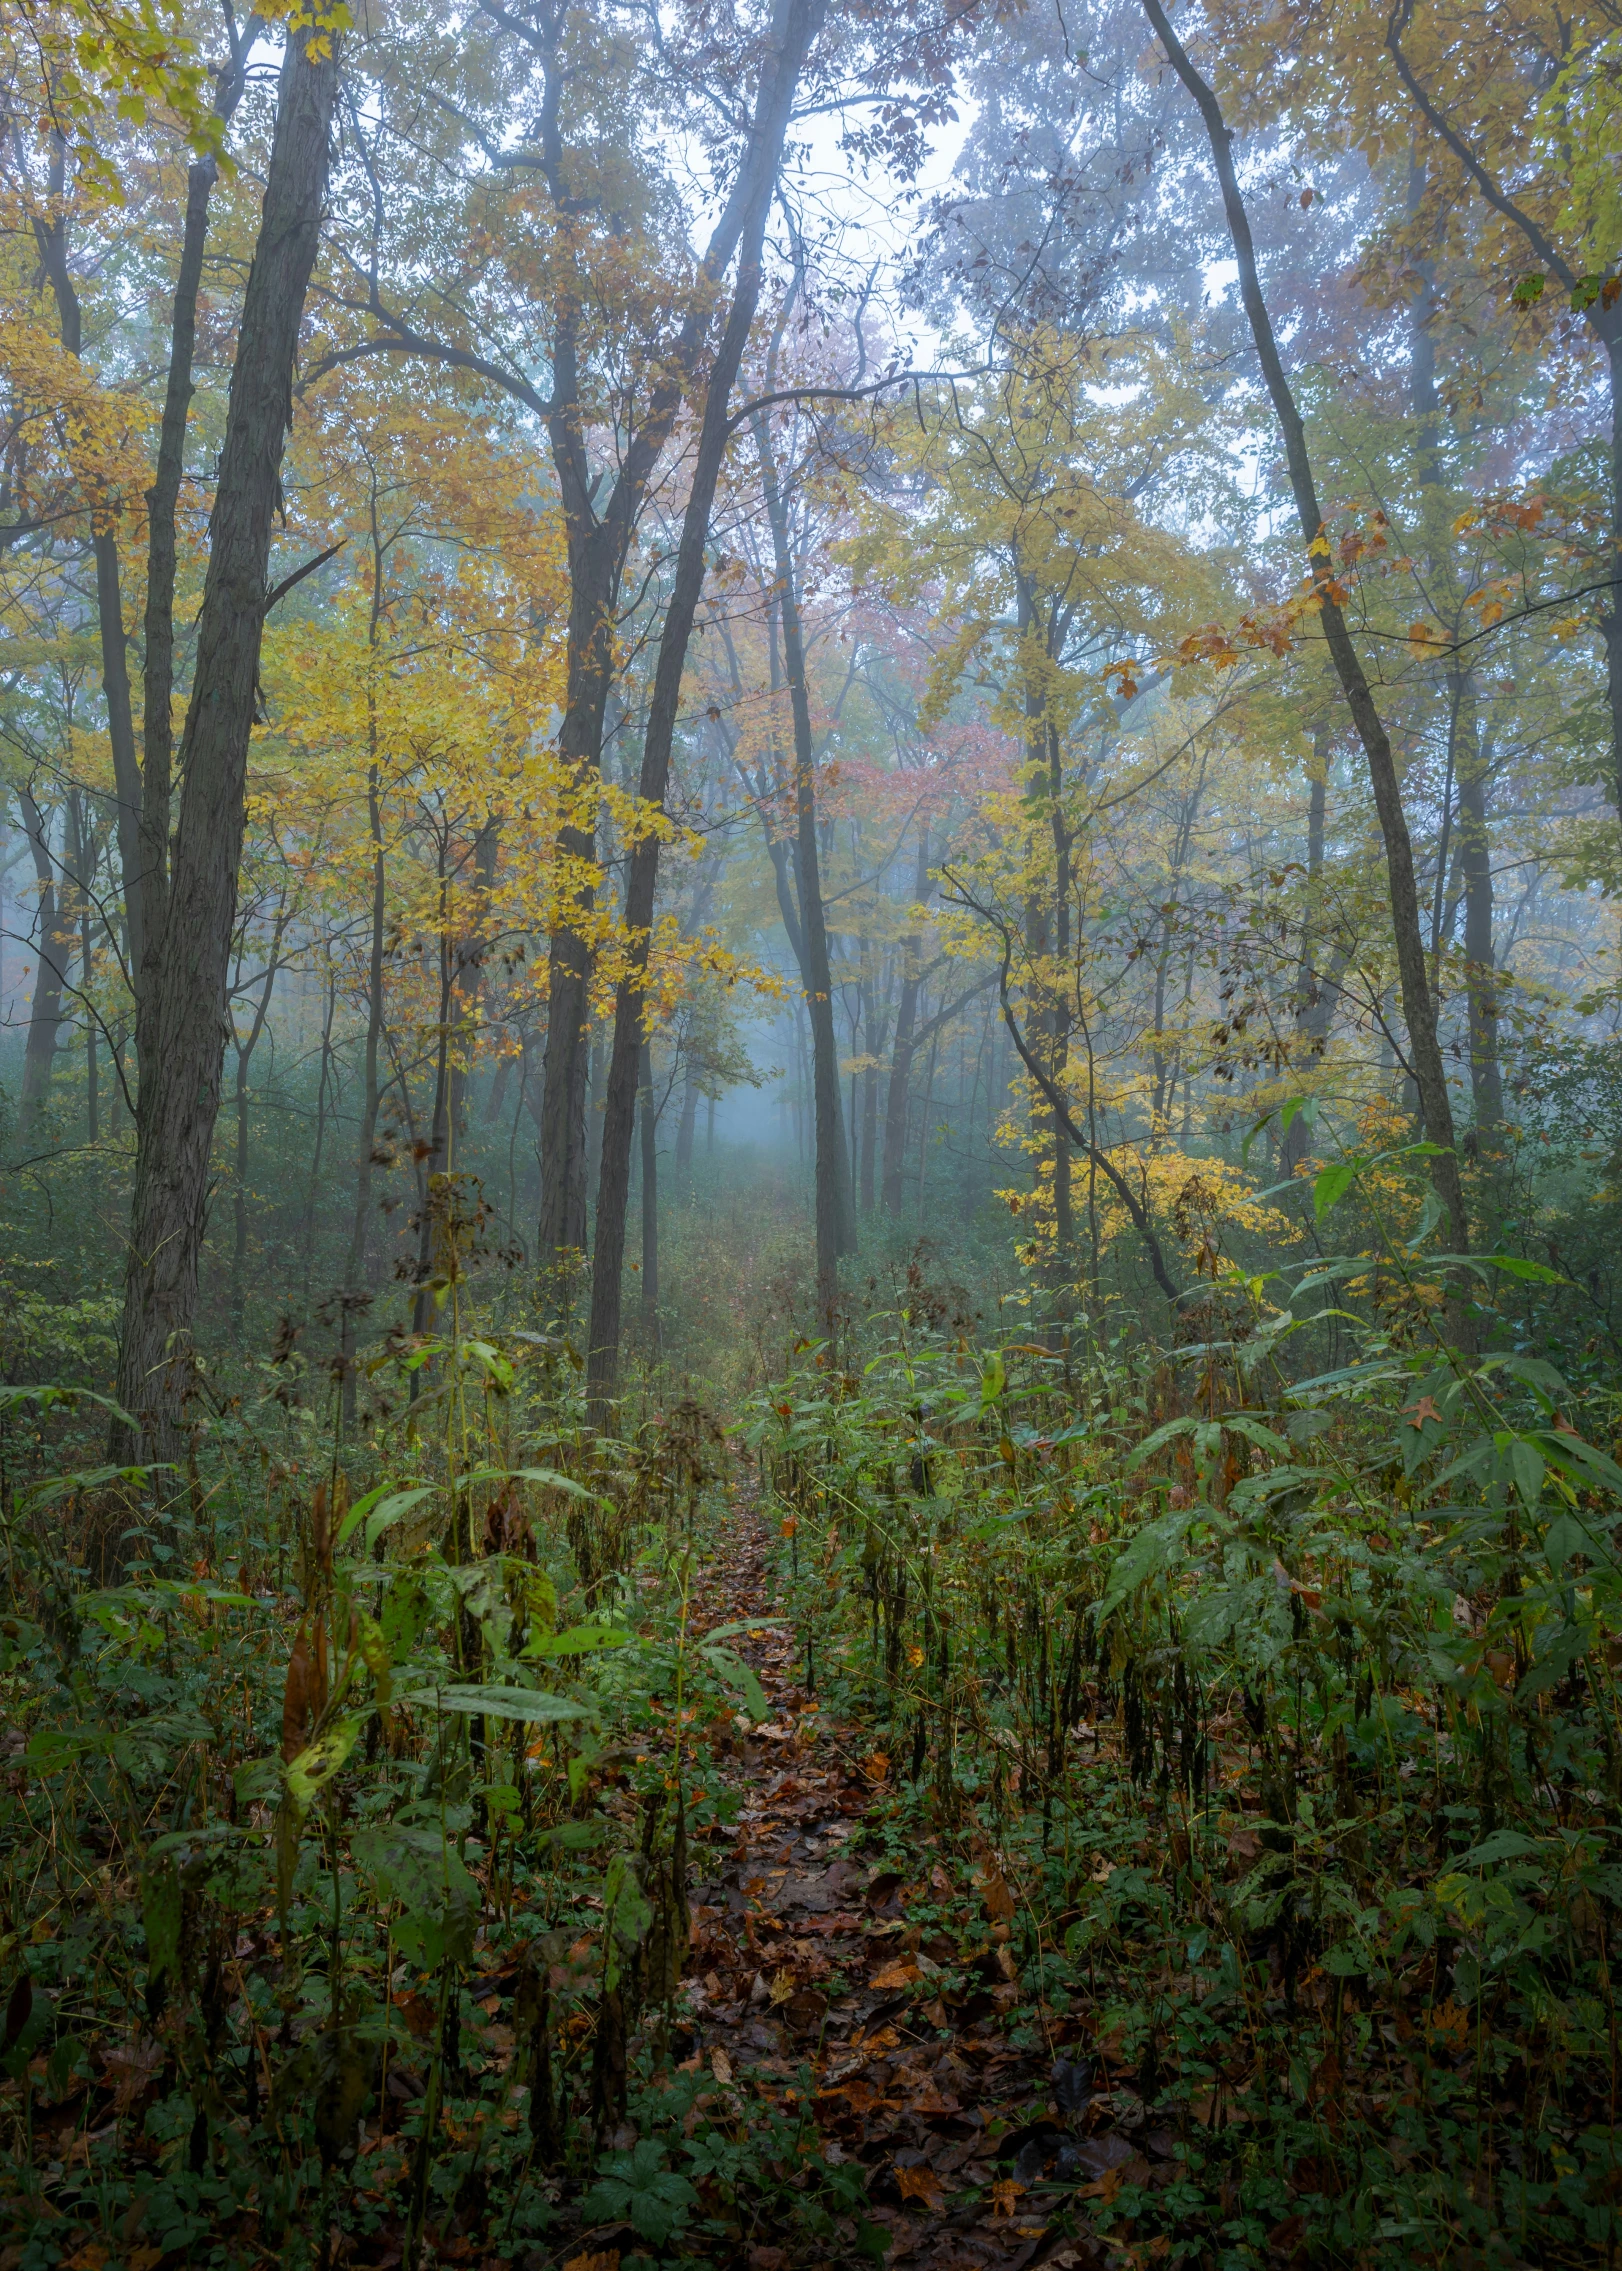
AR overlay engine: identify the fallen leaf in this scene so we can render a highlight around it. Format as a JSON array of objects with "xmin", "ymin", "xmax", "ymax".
[
  {"xmin": 895, "ymin": 2162, "xmax": 946, "ymax": 2213},
  {"xmin": 710, "ymin": 2047, "xmax": 733, "ymax": 2086},
  {"xmin": 989, "ymin": 2177, "xmax": 1025, "ymax": 2220},
  {"xmin": 870, "ymin": 1958, "xmax": 921, "ymax": 1990},
  {"xmin": 563, "ymin": 2254, "xmax": 621, "ymax": 2271}
]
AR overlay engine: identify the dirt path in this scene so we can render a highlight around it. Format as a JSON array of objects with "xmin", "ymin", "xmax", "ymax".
[{"xmin": 673, "ymin": 1498, "xmax": 1114, "ymax": 2271}]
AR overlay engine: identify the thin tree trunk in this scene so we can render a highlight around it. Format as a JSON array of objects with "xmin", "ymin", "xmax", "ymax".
[
  {"xmin": 583, "ymin": 0, "xmax": 824, "ymax": 1415},
  {"xmin": 231, "ymin": 918, "xmax": 286, "ymax": 1338},
  {"xmin": 115, "ymin": 21, "xmax": 341, "ymax": 1465},
  {"xmin": 675, "ymin": 1053, "xmax": 700, "ymax": 1177},
  {"xmin": 639, "ymin": 1040, "xmax": 658, "ymax": 1341},
  {"xmin": 18, "ymin": 788, "xmax": 73, "ymax": 1127},
  {"xmin": 1456, "ymin": 703, "xmax": 1502, "ymax": 1139},
  {"xmin": 1144, "ymin": 0, "xmax": 1467, "ymax": 1256},
  {"xmin": 302, "ymin": 965, "xmax": 338, "ymax": 1310},
  {"xmin": 346, "ymin": 762, "xmax": 388, "ymax": 1305},
  {"xmin": 138, "ymin": 18, "xmax": 259, "ymax": 1018},
  {"xmin": 882, "ymin": 828, "xmax": 931, "ymax": 1215},
  {"xmin": 754, "ymin": 416, "xmax": 856, "ymax": 1309}
]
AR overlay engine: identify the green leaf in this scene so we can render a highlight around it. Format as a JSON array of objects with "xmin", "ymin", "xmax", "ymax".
[
  {"xmin": 346, "ymin": 1486, "xmax": 436, "ymax": 1555},
  {"xmin": 285, "ymin": 1716, "xmax": 364, "ymax": 1811},
  {"xmin": 1510, "ymin": 1438, "xmax": 1546, "ymax": 1510},
  {"xmin": 1313, "ymin": 1157, "xmax": 1361, "ymax": 1220},
  {"xmin": 352, "ymin": 1823, "xmax": 480, "ymax": 1969},
  {"xmin": 700, "ymin": 1645, "xmax": 770, "ymax": 1723},
  {"xmin": 1511, "ymin": 271, "xmax": 1547, "ymax": 306},
  {"xmin": 695, "ymin": 1616, "xmax": 786, "ymax": 1645},
  {"xmin": 428, "ymin": 1683, "xmax": 593, "ymax": 1724},
  {"xmin": 1098, "ymin": 1512, "xmax": 1193, "ymax": 1623},
  {"xmin": 523, "ymin": 1622, "xmax": 633, "ymax": 1659},
  {"xmin": 979, "ymin": 1348, "xmax": 1006, "ymax": 1409},
  {"xmin": 1477, "ymin": 1253, "xmax": 1567, "ymax": 1285}
]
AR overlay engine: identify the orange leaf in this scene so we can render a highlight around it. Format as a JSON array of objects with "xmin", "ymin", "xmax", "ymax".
[
  {"xmin": 870, "ymin": 1958, "xmax": 921, "ymax": 1990},
  {"xmin": 989, "ymin": 2177, "xmax": 1025, "ymax": 2220},
  {"xmin": 895, "ymin": 2162, "xmax": 946, "ymax": 2212}
]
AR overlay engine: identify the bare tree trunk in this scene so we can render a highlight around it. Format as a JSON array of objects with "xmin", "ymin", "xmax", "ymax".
[
  {"xmin": 583, "ymin": 0, "xmax": 824, "ymax": 1415},
  {"xmin": 882, "ymin": 828, "xmax": 931, "ymax": 1215},
  {"xmin": 1456, "ymin": 711, "xmax": 1502, "ymax": 1138},
  {"xmin": 18, "ymin": 788, "xmax": 73, "ymax": 1128},
  {"xmin": 754, "ymin": 418, "xmax": 855, "ymax": 1313},
  {"xmin": 1145, "ymin": 0, "xmax": 1467, "ymax": 1255},
  {"xmin": 675, "ymin": 1055, "xmax": 700, "ymax": 1177},
  {"xmin": 301, "ymin": 964, "xmax": 338, "ymax": 1311},
  {"xmin": 115, "ymin": 22, "xmax": 341, "ymax": 1464},
  {"xmin": 639, "ymin": 1040, "xmax": 659, "ymax": 1342},
  {"xmin": 346, "ymin": 763, "xmax": 388, "ymax": 1301},
  {"xmin": 231, "ymin": 915, "xmax": 286, "ymax": 1338}
]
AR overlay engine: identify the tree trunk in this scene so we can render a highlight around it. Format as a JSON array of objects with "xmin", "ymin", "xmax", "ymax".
[
  {"xmin": 1144, "ymin": 0, "xmax": 1467, "ymax": 1256},
  {"xmin": 18, "ymin": 788, "xmax": 73, "ymax": 1128},
  {"xmin": 881, "ymin": 828, "xmax": 931, "ymax": 1216},
  {"xmin": 230, "ymin": 920, "xmax": 285, "ymax": 1338},
  {"xmin": 346, "ymin": 763, "xmax": 388, "ymax": 1302},
  {"xmin": 583, "ymin": 0, "xmax": 824, "ymax": 1416},
  {"xmin": 639, "ymin": 1040, "xmax": 659, "ymax": 1342},
  {"xmin": 675, "ymin": 1054, "xmax": 700, "ymax": 1177},
  {"xmin": 755, "ymin": 421, "xmax": 855, "ymax": 1312},
  {"xmin": 138, "ymin": 23, "xmax": 258, "ymax": 1019},
  {"xmin": 1456, "ymin": 709, "xmax": 1502, "ymax": 1138},
  {"xmin": 115, "ymin": 22, "xmax": 341, "ymax": 1464}
]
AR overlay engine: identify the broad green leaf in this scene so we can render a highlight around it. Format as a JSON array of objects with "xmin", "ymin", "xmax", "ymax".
[
  {"xmin": 429, "ymin": 1683, "xmax": 593, "ymax": 1724},
  {"xmin": 352, "ymin": 1822, "xmax": 479, "ymax": 1969},
  {"xmin": 1313, "ymin": 1157, "xmax": 1362, "ymax": 1220},
  {"xmin": 524, "ymin": 1622, "xmax": 633, "ymax": 1658},
  {"xmin": 695, "ymin": 1616, "xmax": 786, "ymax": 1645},
  {"xmin": 1477, "ymin": 1253, "xmax": 1567, "ymax": 1285},
  {"xmin": 1510, "ymin": 1438, "xmax": 1547, "ymax": 1510},
  {"xmin": 1098, "ymin": 1512, "xmax": 1193, "ymax": 1622},
  {"xmin": 353, "ymin": 1486, "xmax": 436, "ymax": 1555},
  {"xmin": 700, "ymin": 1645, "xmax": 770, "ymax": 1723},
  {"xmin": 285, "ymin": 1716, "xmax": 364, "ymax": 1811}
]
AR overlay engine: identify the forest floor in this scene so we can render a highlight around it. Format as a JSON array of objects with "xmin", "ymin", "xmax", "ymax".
[{"xmin": 606, "ymin": 1497, "xmax": 1147, "ymax": 2271}]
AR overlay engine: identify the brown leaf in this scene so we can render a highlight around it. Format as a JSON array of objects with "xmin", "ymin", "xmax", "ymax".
[
  {"xmin": 870, "ymin": 1958, "xmax": 921, "ymax": 1990},
  {"xmin": 282, "ymin": 1621, "xmax": 315, "ymax": 1763},
  {"xmin": 563, "ymin": 2254, "xmax": 621, "ymax": 2271},
  {"xmin": 895, "ymin": 2162, "xmax": 946, "ymax": 2213},
  {"xmin": 980, "ymin": 1868, "xmax": 1016, "ymax": 1926}
]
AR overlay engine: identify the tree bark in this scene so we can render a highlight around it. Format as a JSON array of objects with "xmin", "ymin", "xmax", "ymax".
[
  {"xmin": 18, "ymin": 788, "xmax": 73, "ymax": 1128},
  {"xmin": 230, "ymin": 915, "xmax": 287, "ymax": 1337},
  {"xmin": 115, "ymin": 22, "xmax": 340, "ymax": 1463},
  {"xmin": 882, "ymin": 827, "xmax": 932, "ymax": 1215},
  {"xmin": 638, "ymin": 1040, "xmax": 659, "ymax": 1341},
  {"xmin": 1143, "ymin": 0, "xmax": 1467, "ymax": 1255},
  {"xmin": 583, "ymin": 0, "xmax": 826, "ymax": 1416},
  {"xmin": 139, "ymin": 15, "xmax": 258, "ymax": 1014}
]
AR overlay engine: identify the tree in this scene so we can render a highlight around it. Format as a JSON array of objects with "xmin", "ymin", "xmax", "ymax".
[{"xmin": 115, "ymin": 12, "xmax": 342, "ymax": 1462}]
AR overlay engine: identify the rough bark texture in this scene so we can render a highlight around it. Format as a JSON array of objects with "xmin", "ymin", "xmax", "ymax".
[
  {"xmin": 140, "ymin": 28, "xmax": 259, "ymax": 1017},
  {"xmin": 115, "ymin": 25, "xmax": 340, "ymax": 1462},
  {"xmin": 1145, "ymin": 0, "xmax": 1468, "ymax": 1254}
]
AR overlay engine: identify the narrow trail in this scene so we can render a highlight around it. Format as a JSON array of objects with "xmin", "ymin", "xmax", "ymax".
[{"xmin": 666, "ymin": 1496, "xmax": 1158, "ymax": 2271}]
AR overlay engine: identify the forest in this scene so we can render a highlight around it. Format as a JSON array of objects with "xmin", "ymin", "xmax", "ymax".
[{"xmin": 3, "ymin": 0, "xmax": 1622, "ymax": 2266}]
